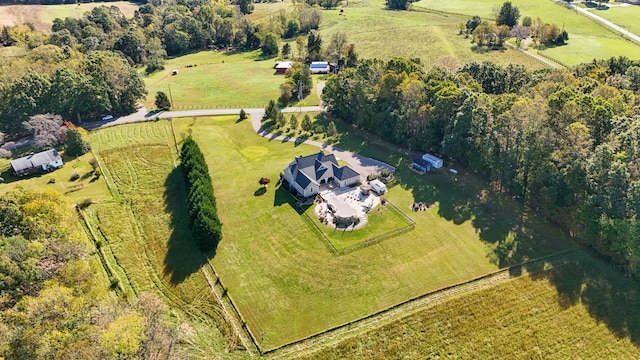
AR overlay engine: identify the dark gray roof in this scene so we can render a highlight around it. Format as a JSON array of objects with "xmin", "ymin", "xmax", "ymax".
[
  {"xmin": 413, "ymin": 158, "xmax": 430, "ymax": 167},
  {"xmin": 289, "ymin": 151, "xmax": 359, "ymax": 191},
  {"xmin": 295, "ymin": 170, "xmax": 312, "ymax": 190},
  {"xmin": 10, "ymin": 149, "xmax": 62, "ymax": 172},
  {"xmin": 332, "ymin": 164, "xmax": 359, "ymax": 181}
]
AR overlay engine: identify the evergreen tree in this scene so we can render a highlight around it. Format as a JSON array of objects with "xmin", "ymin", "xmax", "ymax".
[{"xmin": 155, "ymin": 91, "xmax": 171, "ymax": 111}]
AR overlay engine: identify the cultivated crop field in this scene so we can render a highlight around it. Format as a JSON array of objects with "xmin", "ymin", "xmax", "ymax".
[
  {"xmin": 0, "ymin": 1, "xmax": 139, "ymax": 33},
  {"xmin": 414, "ymin": 0, "xmax": 640, "ymax": 65},
  {"xmin": 172, "ymin": 115, "xmax": 574, "ymax": 350},
  {"xmin": 301, "ymin": 251, "xmax": 640, "ymax": 359}
]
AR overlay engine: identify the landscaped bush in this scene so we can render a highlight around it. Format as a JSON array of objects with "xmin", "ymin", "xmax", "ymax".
[{"xmin": 181, "ymin": 136, "xmax": 222, "ymax": 252}]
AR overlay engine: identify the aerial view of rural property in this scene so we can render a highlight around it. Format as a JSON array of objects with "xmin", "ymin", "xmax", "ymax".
[{"xmin": 1, "ymin": 0, "xmax": 640, "ymax": 357}]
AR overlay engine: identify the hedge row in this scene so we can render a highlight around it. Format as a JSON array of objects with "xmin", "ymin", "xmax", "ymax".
[{"xmin": 181, "ymin": 136, "xmax": 222, "ymax": 252}]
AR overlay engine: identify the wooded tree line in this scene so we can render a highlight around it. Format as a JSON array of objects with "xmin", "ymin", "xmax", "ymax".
[
  {"xmin": 181, "ymin": 136, "xmax": 222, "ymax": 253},
  {"xmin": 322, "ymin": 56, "xmax": 640, "ymax": 277},
  {"xmin": 0, "ymin": 189, "xmax": 180, "ymax": 359},
  {"xmin": 0, "ymin": 45, "xmax": 146, "ymax": 137}
]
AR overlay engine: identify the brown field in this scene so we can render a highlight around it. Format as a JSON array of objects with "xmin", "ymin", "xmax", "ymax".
[{"xmin": 0, "ymin": 2, "xmax": 139, "ymax": 33}]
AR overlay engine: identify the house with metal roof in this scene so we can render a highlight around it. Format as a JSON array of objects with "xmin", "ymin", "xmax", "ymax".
[
  {"xmin": 309, "ymin": 61, "xmax": 330, "ymax": 74},
  {"xmin": 10, "ymin": 149, "xmax": 64, "ymax": 176},
  {"xmin": 283, "ymin": 151, "xmax": 360, "ymax": 197}
]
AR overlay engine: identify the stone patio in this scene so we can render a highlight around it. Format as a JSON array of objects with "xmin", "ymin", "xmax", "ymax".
[{"xmin": 315, "ymin": 186, "xmax": 381, "ymax": 230}]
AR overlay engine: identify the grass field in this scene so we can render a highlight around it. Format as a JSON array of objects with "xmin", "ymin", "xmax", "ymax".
[
  {"xmin": 308, "ymin": 200, "xmax": 414, "ymax": 253},
  {"xmin": 413, "ymin": 0, "xmax": 640, "ymax": 65},
  {"xmin": 587, "ymin": 5, "xmax": 640, "ymax": 35},
  {"xmin": 301, "ymin": 251, "xmax": 640, "ymax": 359},
  {"xmin": 0, "ymin": 1, "xmax": 139, "ymax": 33},
  {"xmin": 0, "ymin": 152, "xmax": 111, "ymax": 206},
  {"xmin": 87, "ymin": 121, "xmax": 248, "ymax": 358},
  {"xmin": 143, "ymin": 50, "xmax": 321, "ymax": 110},
  {"xmin": 319, "ymin": 0, "xmax": 546, "ymax": 68},
  {"xmin": 172, "ymin": 115, "xmax": 574, "ymax": 350}
]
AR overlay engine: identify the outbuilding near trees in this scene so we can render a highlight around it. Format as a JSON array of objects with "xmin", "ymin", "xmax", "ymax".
[
  {"xmin": 422, "ymin": 153, "xmax": 443, "ymax": 169},
  {"xmin": 10, "ymin": 149, "xmax": 63, "ymax": 176}
]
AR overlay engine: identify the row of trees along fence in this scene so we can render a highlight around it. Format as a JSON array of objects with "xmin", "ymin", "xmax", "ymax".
[{"xmin": 181, "ymin": 136, "xmax": 222, "ymax": 252}]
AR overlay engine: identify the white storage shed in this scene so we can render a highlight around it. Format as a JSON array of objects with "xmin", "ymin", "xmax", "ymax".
[
  {"xmin": 422, "ymin": 153, "xmax": 443, "ymax": 169},
  {"xmin": 369, "ymin": 179, "xmax": 387, "ymax": 195}
]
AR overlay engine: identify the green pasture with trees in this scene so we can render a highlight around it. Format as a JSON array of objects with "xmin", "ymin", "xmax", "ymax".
[
  {"xmin": 173, "ymin": 115, "xmax": 574, "ymax": 350},
  {"xmin": 322, "ymin": 55, "xmax": 640, "ymax": 278},
  {"xmin": 414, "ymin": 0, "xmax": 640, "ymax": 65}
]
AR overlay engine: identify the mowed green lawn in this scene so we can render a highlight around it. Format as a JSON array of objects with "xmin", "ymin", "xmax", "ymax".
[
  {"xmin": 173, "ymin": 115, "xmax": 574, "ymax": 350},
  {"xmin": 143, "ymin": 50, "xmax": 320, "ymax": 110},
  {"xmin": 302, "ymin": 251, "xmax": 640, "ymax": 359},
  {"xmin": 414, "ymin": 0, "xmax": 640, "ymax": 65}
]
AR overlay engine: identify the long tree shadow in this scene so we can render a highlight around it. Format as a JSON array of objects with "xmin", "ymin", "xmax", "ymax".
[
  {"xmin": 325, "ymin": 114, "xmax": 640, "ymax": 346},
  {"xmin": 163, "ymin": 166, "xmax": 213, "ymax": 285}
]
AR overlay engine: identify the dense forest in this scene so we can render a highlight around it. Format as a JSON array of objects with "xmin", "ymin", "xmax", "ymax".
[
  {"xmin": 0, "ymin": 189, "xmax": 179, "ymax": 358},
  {"xmin": 322, "ymin": 56, "xmax": 640, "ymax": 277}
]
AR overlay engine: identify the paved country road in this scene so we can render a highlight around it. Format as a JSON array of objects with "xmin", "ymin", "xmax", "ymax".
[
  {"xmin": 89, "ymin": 105, "xmax": 395, "ymax": 178},
  {"xmin": 566, "ymin": 1, "xmax": 640, "ymax": 43}
]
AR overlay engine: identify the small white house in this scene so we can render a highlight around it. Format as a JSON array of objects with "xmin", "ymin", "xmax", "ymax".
[
  {"xmin": 369, "ymin": 179, "xmax": 387, "ymax": 195},
  {"xmin": 422, "ymin": 153, "xmax": 443, "ymax": 169},
  {"xmin": 310, "ymin": 61, "xmax": 330, "ymax": 74}
]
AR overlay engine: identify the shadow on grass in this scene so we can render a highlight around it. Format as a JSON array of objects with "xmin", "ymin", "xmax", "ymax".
[
  {"xmin": 163, "ymin": 166, "xmax": 214, "ymax": 285},
  {"xmin": 532, "ymin": 252, "xmax": 640, "ymax": 345},
  {"xmin": 273, "ymin": 185, "xmax": 310, "ymax": 215},
  {"xmin": 324, "ymin": 114, "xmax": 640, "ymax": 346},
  {"xmin": 254, "ymin": 187, "xmax": 267, "ymax": 196}
]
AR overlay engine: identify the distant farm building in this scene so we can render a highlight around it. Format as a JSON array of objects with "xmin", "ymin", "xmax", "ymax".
[
  {"xmin": 283, "ymin": 151, "xmax": 360, "ymax": 197},
  {"xmin": 412, "ymin": 157, "xmax": 432, "ymax": 173},
  {"xmin": 422, "ymin": 153, "xmax": 443, "ymax": 169},
  {"xmin": 309, "ymin": 61, "xmax": 330, "ymax": 74},
  {"xmin": 10, "ymin": 149, "xmax": 63, "ymax": 176},
  {"xmin": 274, "ymin": 61, "xmax": 293, "ymax": 74}
]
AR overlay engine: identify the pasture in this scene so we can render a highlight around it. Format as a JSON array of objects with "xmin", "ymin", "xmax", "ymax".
[
  {"xmin": 586, "ymin": 5, "xmax": 640, "ymax": 35},
  {"xmin": 318, "ymin": 0, "xmax": 545, "ymax": 68},
  {"xmin": 143, "ymin": 50, "xmax": 320, "ymax": 110},
  {"xmin": 413, "ymin": 0, "xmax": 640, "ymax": 65},
  {"xmin": 0, "ymin": 152, "xmax": 111, "ymax": 206},
  {"xmin": 0, "ymin": 1, "xmax": 139, "ymax": 33},
  {"xmin": 302, "ymin": 251, "xmax": 640, "ymax": 359},
  {"xmin": 86, "ymin": 121, "xmax": 242, "ymax": 357},
  {"xmin": 172, "ymin": 114, "xmax": 574, "ymax": 350}
]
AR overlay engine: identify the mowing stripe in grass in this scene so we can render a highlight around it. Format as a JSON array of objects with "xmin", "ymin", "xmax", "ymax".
[{"xmin": 267, "ymin": 249, "xmax": 578, "ymax": 358}]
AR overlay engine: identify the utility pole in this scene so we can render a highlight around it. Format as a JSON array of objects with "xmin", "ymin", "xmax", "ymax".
[
  {"xmin": 298, "ymin": 81, "xmax": 304, "ymax": 114},
  {"xmin": 168, "ymin": 84, "xmax": 174, "ymax": 109}
]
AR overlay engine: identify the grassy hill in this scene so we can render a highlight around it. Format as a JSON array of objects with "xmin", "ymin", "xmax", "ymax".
[{"xmin": 0, "ymin": 1, "xmax": 139, "ymax": 33}]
